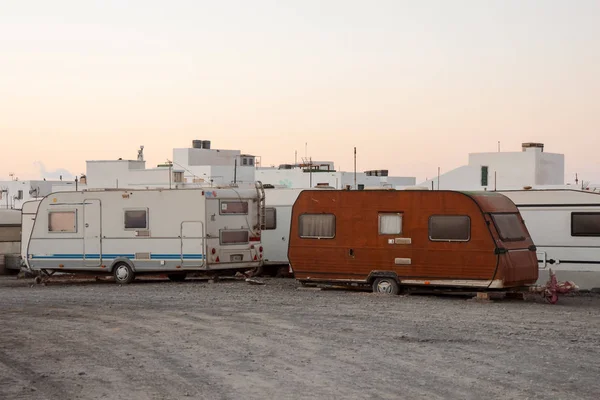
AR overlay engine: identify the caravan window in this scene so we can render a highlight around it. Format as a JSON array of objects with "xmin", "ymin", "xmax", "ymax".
[
  {"xmin": 265, "ymin": 207, "xmax": 277, "ymax": 230},
  {"xmin": 48, "ymin": 211, "xmax": 77, "ymax": 233},
  {"xmin": 299, "ymin": 214, "xmax": 335, "ymax": 239},
  {"xmin": 572, "ymin": 213, "xmax": 600, "ymax": 236},
  {"xmin": 429, "ymin": 215, "xmax": 470, "ymax": 241},
  {"xmin": 220, "ymin": 230, "xmax": 250, "ymax": 245},
  {"xmin": 124, "ymin": 209, "xmax": 148, "ymax": 230},
  {"xmin": 492, "ymin": 213, "xmax": 527, "ymax": 241},
  {"xmin": 379, "ymin": 213, "xmax": 402, "ymax": 235},
  {"xmin": 220, "ymin": 201, "xmax": 248, "ymax": 215}
]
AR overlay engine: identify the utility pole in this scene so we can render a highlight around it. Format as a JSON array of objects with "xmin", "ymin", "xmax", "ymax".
[{"xmin": 354, "ymin": 147, "xmax": 357, "ymax": 190}]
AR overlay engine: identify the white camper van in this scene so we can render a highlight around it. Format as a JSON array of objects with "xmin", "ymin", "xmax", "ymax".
[
  {"xmin": 24, "ymin": 185, "xmax": 265, "ymax": 283},
  {"xmin": 500, "ymin": 189, "xmax": 600, "ymax": 290}
]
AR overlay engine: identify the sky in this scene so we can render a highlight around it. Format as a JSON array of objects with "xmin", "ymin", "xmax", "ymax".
[{"xmin": 1, "ymin": 0, "xmax": 598, "ymax": 183}]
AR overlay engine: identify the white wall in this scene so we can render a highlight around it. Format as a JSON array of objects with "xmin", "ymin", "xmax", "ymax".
[
  {"xmin": 256, "ymin": 168, "xmax": 415, "ymax": 189},
  {"xmin": 419, "ymin": 147, "xmax": 565, "ymax": 190},
  {"xmin": 0, "ymin": 180, "xmax": 56, "ymax": 209},
  {"xmin": 85, "ymin": 160, "xmax": 182, "ymax": 189}
]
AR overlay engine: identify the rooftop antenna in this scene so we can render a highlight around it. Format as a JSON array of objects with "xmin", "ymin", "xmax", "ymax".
[
  {"xmin": 137, "ymin": 145, "xmax": 145, "ymax": 161},
  {"xmin": 575, "ymin": 173, "xmax": 579, "ymax": 185},
  {"xmin": 498, "ymin": 141, "xmax": 500, "ymax": 152}
]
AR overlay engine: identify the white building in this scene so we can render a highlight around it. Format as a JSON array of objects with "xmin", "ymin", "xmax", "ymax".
[
  {"xmin": 172, "ymin": 140, "xmax": 256, "ymax": 186},
  {"xmin": 419, "ymin": 142, "xmax": 565, "ymax": 191},
  {"xmin": 256, "ymin": 163, "xmax": 415, "ymax": 189},
  {"xmin": 0, "ymin": 179, "xmax": 59, "ymax": 209}
]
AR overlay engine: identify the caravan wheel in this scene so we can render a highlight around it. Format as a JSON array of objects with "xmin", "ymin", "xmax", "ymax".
[
  {"xmin": 372, "ymin": 278, "xmax": 400, "ymax": 295},
  {"xmin": 113, "ymin": 263, "xmax": 135, "ymax": 284}
]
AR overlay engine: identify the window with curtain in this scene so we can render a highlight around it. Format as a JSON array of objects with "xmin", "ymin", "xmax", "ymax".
[
  {"xmin": 379, "ymin": 213, "xmax": 402, "ymax": 235},
  {"xmin": 298, "ymin": 214, "xmax": 335, "ymax": 238}
]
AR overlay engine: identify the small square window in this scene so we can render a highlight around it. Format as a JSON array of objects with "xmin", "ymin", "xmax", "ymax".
[
  {"xmin": 124, "ymin": 209, "xmax": 148, "ymax": 230},
  {"xmin": 48, "ymin": 211, "xmax": 77, "ymax": 233},
  {"xmin": 242, "ymin": 158, "xmax": 248, "ymax": 166},
  {"xmin": 379, "ymin": 213, "xmax": 402, "ymax": 235}
]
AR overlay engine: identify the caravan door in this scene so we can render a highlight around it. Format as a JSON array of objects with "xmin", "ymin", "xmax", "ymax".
[
  {"xmin": 83, "ymin": 199, "xmax": 101, "ymax": 267},
  {"xmin": 181, "ymin": 221, "xmax": 205, "ymax": 268}
]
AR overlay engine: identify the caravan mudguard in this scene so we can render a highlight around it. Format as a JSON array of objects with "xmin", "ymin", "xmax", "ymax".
[
  {"xmin": 366, "ymin": 271, "xmax": 400, "ymax": 284},
  {"xmin": 109, "ymin": 257, "xmax": 136, "ymax": 272}
]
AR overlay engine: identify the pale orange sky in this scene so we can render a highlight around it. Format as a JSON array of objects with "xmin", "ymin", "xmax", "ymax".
[{"xmin": 1, "ymin": 0, "xmax": 598, "ymax": 183}]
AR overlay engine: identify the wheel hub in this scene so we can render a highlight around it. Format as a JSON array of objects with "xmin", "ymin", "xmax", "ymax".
[
  {"xmin": 377, "ymin": 281, "xmax": 393, "ymax": 293},
  {"xmin": 116, "ymin": 266, "xmax": 129, "ymax": 280}
]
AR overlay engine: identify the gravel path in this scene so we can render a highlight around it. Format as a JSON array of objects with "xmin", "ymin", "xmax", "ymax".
[{"xmin": 0, "ymin": 275, "xmax": 599, "ymax": 400}]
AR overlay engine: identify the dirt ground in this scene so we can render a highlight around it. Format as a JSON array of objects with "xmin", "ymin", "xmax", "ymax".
[{"xmin": 0, "ymin": 275, "xmax": 599, "ymax": 400}]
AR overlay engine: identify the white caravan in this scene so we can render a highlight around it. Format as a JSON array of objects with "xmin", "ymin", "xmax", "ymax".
[
  {"xmin": 262, "ymin": 188, "xmax": 304, "ymax": 274},
  {"xmin": 24, "ymin": 186, "xmax": 265, "ymax": 283},
  {"xmin": 500, "ymin": 189, "xmax": 600, "ymax": 290}
]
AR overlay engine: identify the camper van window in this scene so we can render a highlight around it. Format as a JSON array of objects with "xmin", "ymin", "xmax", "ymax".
[
  {"xmin": 266, "ymin": 207, "xmax": 277, "ymax": 230},
  {"xmin": 299, "ymin": 214, "xmax": 335, "ymax": 239},
  {"xmin": 220, "ymin": 229, "xmax": 250, "ymax": 245},
  {"xmin": 48, "ymin": 211, "xmax": 77, "ymax": 233},
  {"xmin": 571, "ymin": 213, "xmax": 600, "ymax": 236},
  {"xmin": 428, "ymin": 215, "xmax": 470, "ymax": 241},
  {"xmin": 379, "ymin": 213, "xmax": 402, "ymax": 235},
  {"xmin": 492, "ymin": 213, "xmax": 527, "ymax": 241},
  {"xmin": 220, "ymin": 201, "xmax": 249, "ymax": 215},
  {"xmin": 124, "ymin": 209, "xmax": 148, "ymax": 230}
]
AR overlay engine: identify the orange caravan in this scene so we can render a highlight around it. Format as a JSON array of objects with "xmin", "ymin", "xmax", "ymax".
[{"xmin": 288, "ymin": 190, "xmax": 539, "ymax": 294}]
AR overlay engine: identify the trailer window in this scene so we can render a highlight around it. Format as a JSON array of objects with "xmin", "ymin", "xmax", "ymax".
[
  {"xmin": 429, "ymin": 215, "xmax": 470, "ymax": 241},
  {"xmin": 48, "ymin": 211, "xmax": 77, "ymax": 233},
  {"xmin": 220, "ymin": 201, "xmax": 248, "ymax": 215},
  {"xmin": 124, "ymin": 209, "xmax": 148, "ymax": 230},
  {"xmin": 572, "ymin": 213, "xmax": 600, "ymax": 236},
  {"xmin": 265, "ymin": 207, "xmax": 277, "ymax": 230},
  {"xmin": 379, "ymin": 213, "xmax": 402, "ymax": 235},
  {"xmin": 492, "ymin": 213, "xmax": 527, "ymax": 241},
  {"xmin": 220, "ymin": 230, "xmax": 249, "ymax": 245},
  {"xmin": 299, "ymin": 214, "xmax": 335, "ymax": 239}
]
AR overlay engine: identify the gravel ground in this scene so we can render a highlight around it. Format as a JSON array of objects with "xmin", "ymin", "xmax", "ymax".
[{"xmin": 0, "ymin": 275, "xmax": 599, "ymax": 400}]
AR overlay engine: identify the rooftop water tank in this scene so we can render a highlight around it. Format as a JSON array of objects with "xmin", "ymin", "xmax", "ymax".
[
  {"xmin": 202, "ymin": 140, "xmax": 211, "ymax": 149},
  {"xmin": 192, "ymin": 140, "xmax": 203, "ymax": 149}
]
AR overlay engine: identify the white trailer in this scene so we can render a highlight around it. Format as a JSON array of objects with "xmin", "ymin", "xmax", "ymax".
[
  {"xmin": 262, "ymin": 188, "xmax": 304, "ymax": 274},
  {"xmin": 500, "ymin": 189, "xmax": 600, "ymax": 290},
  {"xmin": 24, "ymin": 185, "xmax": 266, "ymax": 284},
  {"xmin": 0, "ymin": 209, "xmax": 22, "ymax": 273}
]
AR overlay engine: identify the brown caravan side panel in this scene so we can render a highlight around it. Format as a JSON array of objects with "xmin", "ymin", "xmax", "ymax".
[{"xmin": 288, "ymin": 190, "xmax": 538, "ymax": 289}]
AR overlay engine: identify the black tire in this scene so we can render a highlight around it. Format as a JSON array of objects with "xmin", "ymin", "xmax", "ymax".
[
  {"xmin": 113, "ymin": 263, "xmax": 135, "ymax": 284},
  {"xmin": 167, "ymin": 273, "xmax": 187, "ymax": 282},
  {"xmin": 372, "ymin": 277, "xmax": 400, "ymax": 295}
]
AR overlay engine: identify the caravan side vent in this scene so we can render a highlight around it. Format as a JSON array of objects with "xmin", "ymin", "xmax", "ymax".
[{"xmin": 135, "ymin": 252, "xmax": 151, "ymax": 260}]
